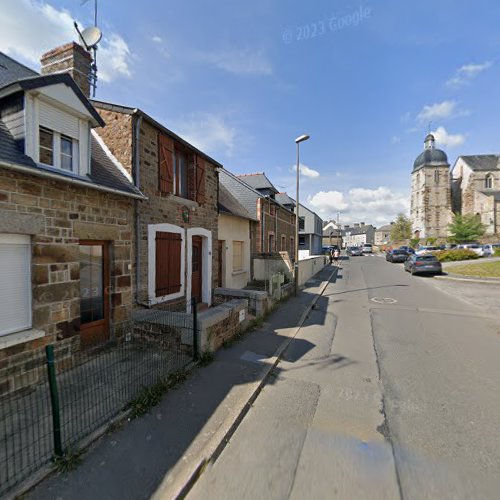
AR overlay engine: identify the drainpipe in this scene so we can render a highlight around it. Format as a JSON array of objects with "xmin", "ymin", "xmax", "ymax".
[{"xmin": 133, "ymin": 114, "xmax": 149, "ymax": 307}]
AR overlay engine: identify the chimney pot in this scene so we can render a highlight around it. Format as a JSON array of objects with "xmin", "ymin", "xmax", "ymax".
[{"xmin": 40, "ymin": 42, "xmax": 92, "ymax": 97}]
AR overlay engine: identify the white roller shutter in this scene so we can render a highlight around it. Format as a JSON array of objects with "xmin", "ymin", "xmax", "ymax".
[
  {"xmin": 0, "ymin": 235, "xmax": 32, "ymax": 336},
  {"xmin": 39, "ymin": 100, "xmax": 79, "ymax": 139}
]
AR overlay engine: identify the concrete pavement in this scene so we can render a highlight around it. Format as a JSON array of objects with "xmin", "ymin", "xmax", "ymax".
[
  {"xmin": 187, "ymin": 255, "xmax": 500, "ymax": 499},
  {"xmin": 27, "ymin": 266, "xmax": 337, "ymax": 500}
]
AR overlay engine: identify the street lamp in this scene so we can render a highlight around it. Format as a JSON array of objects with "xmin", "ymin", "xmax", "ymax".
[{"xmin": 294, "ymin": 134, "xmax": 310, "ymax": 296}]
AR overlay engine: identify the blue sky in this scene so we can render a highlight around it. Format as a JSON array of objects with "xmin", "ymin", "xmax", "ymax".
[{"xmin": 2, "ymin": 0, "xmax": 500, "ymax": 224}]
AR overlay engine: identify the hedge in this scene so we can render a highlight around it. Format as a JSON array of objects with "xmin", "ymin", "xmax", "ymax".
[{"xmin": 432, "ymin": 249, "xmax": 480, "ymax": 262}]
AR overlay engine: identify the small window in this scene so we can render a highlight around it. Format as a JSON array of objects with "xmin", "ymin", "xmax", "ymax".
[
  {"xmin": 174, "ymin": 150, "xmax": 188, "ymax": 197},
  {"xmin": 61, "ymin": 135, "xmax": 73, "ymax": 171},
  {"xmin": 434, "ymin": 170, "xmax": 439, "ymax": 184},
  {"xmin": 281, "ymin": 236, "xmax": 286, "ymax": 251},
  {"xmin": 290, "ymin": 237, "xmax": 294, "ymax": 257},
  {"xmin": 299, "ymin": 217, "xmax": 305, "ymax": 231},
  {"xmin": 0, "ymin": 234, "xmax": 31, "ymax": 336},
  {"xmin": 268, "ymin": 234, "xmax": 275, "ymax": 253},
  {"xmin": 270, "ymin": 204, "xmax": 276, "ymax": 216},
  {"xmin": 299, "ymin": 235, "xmax": 306, "ymax": 246},
  {"xmin": 485, "ymin": 175, "xmax": 493, "ymax": 189},
  {"xmin": 233, "ymin": 241, "xmax": 243, "ymax": 271},
  {"xmin": 39, "ymin": 127, "xmax": 54, "ymax": 166}
]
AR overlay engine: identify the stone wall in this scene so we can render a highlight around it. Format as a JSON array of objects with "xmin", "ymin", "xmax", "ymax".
[{"xmin": 0, "ymin": 168, "xmax": 134, "ymax": 372}]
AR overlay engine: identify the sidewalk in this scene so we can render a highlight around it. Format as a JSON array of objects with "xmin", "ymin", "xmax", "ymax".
[{"xmin": 27, "ymin": 265, "xmax": 338, "ymax": 500}]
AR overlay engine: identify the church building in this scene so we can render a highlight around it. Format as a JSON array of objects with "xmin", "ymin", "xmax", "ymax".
[{"xmin": 410, "ymin": 133, "xmax": 453, "ymax": 238}]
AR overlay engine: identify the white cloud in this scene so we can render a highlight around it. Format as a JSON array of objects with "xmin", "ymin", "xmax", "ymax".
[
  {"xmin": 152, "ymin": 35, "xmax": 163, "ymax": 43},
  {"xmin": 431, "ymin": 126, "xmax": 466, "ymax": 148},
  {"xmin": 0, "ymin": 0, "xmax": 132, "ymax": 83},
  {"xmin": 175, "ymin": 113, "xmax": 237, "ymax": 157},
  {"xmin": 307, "ymin": 187, "xmax": 409, "ymax": 225},
  {"xmin": 391, "ymin": 135, "xmax": 401, "ymax": 144},
  {"xmin": 417, "ymin": 100, "xmax": 456, "ymax": 122},
  {"xmin": 201, "ymin": 49, "xmax": 272, "ymax": 75},
  {"xmin": 446, "ymin": 61, "xmax": 493, "ymax": 87},
  {"xmin": 292, "ymin": 163, "xmax": 320, "ymax": 178}
]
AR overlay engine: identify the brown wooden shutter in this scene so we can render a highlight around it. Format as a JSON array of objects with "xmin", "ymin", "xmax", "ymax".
[
  {"xmin": 196, "ymin": 156, "xmax": 206, "ymax": 204},
  {"xmin": 155, "ymin": 232, "xmax": 182, "ymax": 297},
  {"xmin": 158, "ymin": 134, "xmax": 174, "ymax": 194}
]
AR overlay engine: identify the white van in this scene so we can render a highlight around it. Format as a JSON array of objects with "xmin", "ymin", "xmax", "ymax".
[{"xmin": 362, "ymin": 243, "xmax": 373, "ymax": 253}]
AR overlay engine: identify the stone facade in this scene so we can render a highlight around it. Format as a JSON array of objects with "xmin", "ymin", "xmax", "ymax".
[
  {"xmin": 0, "ymin": 169, "xmax": 134, "ymax": 394},
  {"xmin": 410, "ymin": 166, "xmax": 453, "ymax": 238},
  {"xmin": 94, "ymin": 105, "xmax": 220, "ymax": 311}
]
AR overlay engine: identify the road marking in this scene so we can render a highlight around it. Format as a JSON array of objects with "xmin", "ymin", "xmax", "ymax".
[{"xmin": 370, "ymin": 297, "xmax": 398, "ymax": 305}]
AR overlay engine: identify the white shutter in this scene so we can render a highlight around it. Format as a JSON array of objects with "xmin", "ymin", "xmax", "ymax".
[
  {"xmin": 39, "ymin": 100, "xmax": 79, "ymax": 139},
  {"xmin": 0, "ymin": 235, "xmax": 31, "ymax": 336}
]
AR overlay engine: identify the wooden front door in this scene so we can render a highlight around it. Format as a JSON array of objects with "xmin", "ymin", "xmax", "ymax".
[
  {"xmin": 217, "ymin": 240, "xmax": 224, "ymax": 288},
  {"xmin": 191, "ymin": 236, "xmax": 203, "ymax": 304},
  {"xmin": 79, "ymin": 241, "xmax": 110, "ymax": 348}
]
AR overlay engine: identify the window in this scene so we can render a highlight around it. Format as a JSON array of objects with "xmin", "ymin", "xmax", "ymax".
[
  {"xmin": 0, "ymin": 234, "xmax": 31, "ymax": 336},
  {"xmin": 299, "ymin": 216, "xmax": 305, "ymax": 231},
  {"xmin": 281, "ymin": 236, "xmax": 286, "ymax": 251},
  {"xmin": 174, "ymin": 150, "xmax": 189, "ymax": 198},
  {"xmin": 39, "ymin": 126, "xmax": 78, "ymax": 172},
  {"xmin": 39, "ymin": 127, "xmax": 54, "ymax": 165},
  {"xmin": 61, "ymin": 135, "xmax": 73, "ymax": 171},
  {"xmin": 155, "ymin": 232, "xmax": 182, "ymax": 297},
  {"xmin": 434, "ymin": 170, "xmax": 439, "ymax": 184},
  {"xmin": 290, "ymin": 237, "xmax": 294, "ymax": 258},
  {"xmin": 270, "ymin": 204, "xmax": 276, "ymax": 216},
  {"xmin": 299, "ymin": 235, "xmax": 306, "ymax": 246},
  {"xmin": 485, "ymin": 175, "xmax": 493, "ymax": 189},
  {"xmin": 268, "ymin": 233, "xmax": 275, "ymax": 253},
  {"xmin": 233, "ymin": 241, "xmax": 243, "ymax": 271}
]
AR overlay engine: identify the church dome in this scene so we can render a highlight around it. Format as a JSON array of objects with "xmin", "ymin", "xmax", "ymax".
[{"xmin": 412, "ymin": 133, "xmax": 448, "ymax": 172}]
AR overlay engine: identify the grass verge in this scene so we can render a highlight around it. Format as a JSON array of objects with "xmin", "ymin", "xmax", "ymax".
[{"xmin": 449, "ymin": 261, "xmax": 500, "ymax": 278}]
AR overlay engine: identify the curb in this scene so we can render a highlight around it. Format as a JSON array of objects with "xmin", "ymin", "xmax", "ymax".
[
  {"xmin": 152, "ymin": 266, "xmax": 339, "ymax": 500},
  {"xmin": 435, "ymin": 274, "xmax": 500, "ymax": 285}
]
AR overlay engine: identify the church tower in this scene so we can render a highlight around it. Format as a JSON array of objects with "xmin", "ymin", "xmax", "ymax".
[{"xmin": 410, "ymin": 134, "xmax": 452, "ymax": 239}]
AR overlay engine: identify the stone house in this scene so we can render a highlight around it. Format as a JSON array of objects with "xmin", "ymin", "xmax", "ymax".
[
  {"xmin": 374, "ymin": 223, "xmax": 394, "ymax": 246},
  {"xmin": 341, "ymin": 223, "xmax": 375, "ymax": 248},
  {"xmin": 219, "ymin": 169, "xmax": 296, "ymax": 259},
  {"xmin": 92, "ymin": 101, "xmax": 221, "ymax": 312},
  {"xmin": 451, "ymin": 155, "xmax": 500, "ymax": 235},
  {"xmin": 322, "ymin": 220, "xmax": 343, "ymax": 249},
  {"xmin": 217, "ymin": 184, "xmax": 255, "ymax": 289},
  {"xmin": 276, "ymin": 193, "xmax": 323, "ymax": 257},
  {"xmin": 0, "ymin": 45, "xmax": 144, "ymax": 392}
]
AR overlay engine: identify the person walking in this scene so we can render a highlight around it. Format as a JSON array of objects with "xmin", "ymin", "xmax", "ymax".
[
  {"xmin": 333, "ymin": 248, "xmax": 340, "ymax": 267},
  {"xmin": 329, "ymin": 248, "xmax": 334, "ymax": 265}
]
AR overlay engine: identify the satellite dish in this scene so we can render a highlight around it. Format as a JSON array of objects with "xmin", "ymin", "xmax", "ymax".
[{"xmin": 80, "ymin": 26, "xmax": 102, "ymax": 49}]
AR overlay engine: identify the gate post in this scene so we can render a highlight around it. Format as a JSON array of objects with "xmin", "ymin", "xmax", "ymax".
[
  {"xmin": 192, "ymin": 297, "xmax": 199, "ymax": 360},
  {"xmin": 45, "ymin": 345, "xmax": 63, "ymax": 457}
]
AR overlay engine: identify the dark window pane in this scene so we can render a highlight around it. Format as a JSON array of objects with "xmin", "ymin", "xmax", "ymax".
[{"xmin": 39, "ymin": 127, "xmax": 53, "ymax": 165}]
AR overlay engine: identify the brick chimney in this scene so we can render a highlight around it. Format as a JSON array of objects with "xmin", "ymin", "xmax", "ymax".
[{"xmin": 40, "ymin": 42, "xmax": 92, "ymax": 97}]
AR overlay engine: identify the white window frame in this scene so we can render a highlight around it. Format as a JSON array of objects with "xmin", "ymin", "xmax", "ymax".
[
  {"xmin": 147, "ymin": 223, "xmax": 185, "ymax": 305},
  {"xmin": 38, "ymin": 126, "xmax": 79, "ymax": 172},
  {"xmin": 0, "ymin": 234, "xmax": 32, "ymax": 337}
]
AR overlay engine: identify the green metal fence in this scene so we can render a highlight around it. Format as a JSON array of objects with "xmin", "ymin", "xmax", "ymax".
[{"xmin": 0, "ymin": 302, "xmax": 198, "ymax": 497}]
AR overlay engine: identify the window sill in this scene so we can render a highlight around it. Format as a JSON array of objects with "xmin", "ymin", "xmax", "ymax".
[
  {"xmin": 232, "ymin": 270, "xmax": 247, "ymax": 276},
  {"xmin": 0, "ymin": 328, "xmax": 45, "ymax": 350},
  {"xmin": 165, "ymin": 194, "xmax": 199, "ymax": 208}
]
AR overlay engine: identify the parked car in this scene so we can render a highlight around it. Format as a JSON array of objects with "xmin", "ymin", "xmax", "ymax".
[
  {"xmin": 404, "ymin": 254, "xmax": 442, "ymax": 275},
  {"xmin": 386, "ymin": 248, "xmax": 409, "ymax": 263},
  {"xmin": 481, "ymin": 244, "xmax": 494, "ymax": 257},
  {"xmin": 398, "ymin": 245, "xmax": 415, "ymax": 254},
  {"xmin": 347, "ymin": 246, "xmax": 363, "ymax": 256},
  {"xmin": 362, "ymin": 243, "xmax": 373, "ymax": 253},
  {"xmin": 457, "ymin": 243, "xmax": 487, "ymax": 257},
  {"xmin": 415, "ymin": 246, "xmax": 439, "ymax": 256}
]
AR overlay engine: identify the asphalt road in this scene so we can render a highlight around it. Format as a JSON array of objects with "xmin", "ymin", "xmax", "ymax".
[{"xmin": 187, "ymin": 256, "xmax": 500, "ymax": 500}]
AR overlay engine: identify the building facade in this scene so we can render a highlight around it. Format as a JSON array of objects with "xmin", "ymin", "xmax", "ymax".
[{"xmin": 342, "ymin": 223, "xmax": 375, "ymax": 248}]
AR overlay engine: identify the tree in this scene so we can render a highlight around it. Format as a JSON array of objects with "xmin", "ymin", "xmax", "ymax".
[
  {"xmin": 448, "ymin": 214, "xmax": 486, "ymax": 243},
  {"xmin": 390, "ymin": 213, "xmax": 412, "ymax": 241}
]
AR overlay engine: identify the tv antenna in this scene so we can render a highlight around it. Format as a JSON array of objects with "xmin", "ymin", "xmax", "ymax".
[{"xmin": 74, "ymin": 0, "xmax": 102, "ymax": 97}]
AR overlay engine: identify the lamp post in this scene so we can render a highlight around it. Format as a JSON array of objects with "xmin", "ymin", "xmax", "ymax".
[{"xmin": 294, "ymin": 134, "xmax": 310, "ymax": 296}]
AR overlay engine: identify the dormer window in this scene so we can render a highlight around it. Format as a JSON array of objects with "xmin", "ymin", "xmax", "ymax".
[{"xmin": 38, "ymin": 126, "xmax": 79, "ymax": 172}]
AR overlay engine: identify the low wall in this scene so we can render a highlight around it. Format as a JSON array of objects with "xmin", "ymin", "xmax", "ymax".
[
  {"xmin": 253, "ymin": 254, "xmax": 293, "ymax": 282},
  {"xmin": 214, "ymin": 288, "xmax": 268, "ymax": 317},
  {"xmin": 198, "ymin": 299, "xmax": 248, "ymax": 352},
  {"xmin": 298, "ymin": 256, "xmax": 328, "ymax": 286}
]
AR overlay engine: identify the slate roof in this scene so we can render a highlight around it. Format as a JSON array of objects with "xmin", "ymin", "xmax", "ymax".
[
  {"xmin": 0, "ymin": 117, "xmax": 142, "ymax": 198},
  {"xmin": 479, "ymin": 190, "xmax": 500, "ymax": 201},
  {"xmin": 413, "ymin": 148, "xmax": 449, "ymax": 172},
  {"xmin": 342, "ymin": 225, "xmax": 375, "ymax": 236},
  {"xmin": 0, "ymin": 53, "xmax": 38, "ymax": 89},
  {"xmin": 375, "ymin": 223, "xmax": 394, "ymax": 232},
  {"xmin": 218, "ymin": 184, "xmax": 255, "ymax": 220},
  {"xmin": 460, "ymin": 155, "xmax": 500, "ymax": 172},
  {"xmin": 236, "ymin": 172, "xmax": 278, "ymax": 193},
  {"xmin": 219, "ymin": 168, "xmax": 261, "ymax": 219},
  {"xmin": 275, "ymin": 192, "xmax": 295, "ymax": 207}
]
